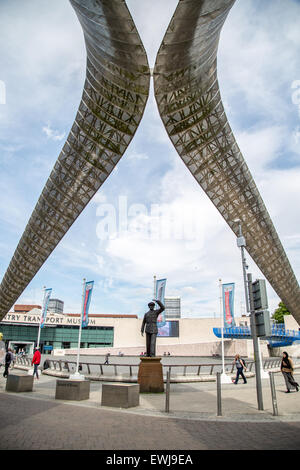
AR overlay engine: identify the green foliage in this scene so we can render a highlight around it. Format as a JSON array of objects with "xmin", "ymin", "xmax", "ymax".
[{"xmin": 272, "ymin": 301, "xmax": 291, "ymax": 324}]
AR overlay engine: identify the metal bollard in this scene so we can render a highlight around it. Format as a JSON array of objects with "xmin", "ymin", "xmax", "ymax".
[
  {"xmin": 216, "ymin": 372, "xmax": 222, "ymax": 416},
  {"xmin": 165, "ymin": 370, "xmax": 170, "ymax": 413},
  {"xmin": 269, "ymin": 372, "xmax": 278, "ymax": 416}
]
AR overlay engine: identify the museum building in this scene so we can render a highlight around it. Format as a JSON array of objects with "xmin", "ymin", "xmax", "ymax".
[
  {"xmin": 0, "ymin": 304, "xmax": 259, "ymax": 357},
  {"xmin": 0, "ymin": 305, "xmax": 135, "ymax": 354}
]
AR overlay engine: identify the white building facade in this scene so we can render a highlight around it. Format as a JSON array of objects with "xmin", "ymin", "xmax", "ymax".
[{"xmin": 0, "ymin": 307, "xmax": 271, "ymax": 357}]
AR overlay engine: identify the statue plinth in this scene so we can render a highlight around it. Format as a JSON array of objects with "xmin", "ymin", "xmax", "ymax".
[{"xmin": 138, "ymin": 356, "xmax": 164, "ymax": 393}]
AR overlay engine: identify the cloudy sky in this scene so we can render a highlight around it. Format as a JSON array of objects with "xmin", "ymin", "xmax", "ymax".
[{"xmin": 0, "ymin": 0, "xmax": 299, "ymax": 320}]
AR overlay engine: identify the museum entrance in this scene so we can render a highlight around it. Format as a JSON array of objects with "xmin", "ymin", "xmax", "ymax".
[{"xmin": 9, "ymin": 341, "xmax": 34, "ymax": 355}]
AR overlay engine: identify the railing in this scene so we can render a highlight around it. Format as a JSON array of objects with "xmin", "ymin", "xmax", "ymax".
[
  {"xmin": 214, "ymin": 325, "xmax": 300, "ymax": 340},
  {"xmin": 15, "ymin": 356, "xmax": 285, "ymax": 380},
  {"xmin": 262, "ymin": 358, "xmax": 282, "ymax": 369},
  {"xmin": 15, "ymin": 356, "xmax": 31, "ymax": 366}
]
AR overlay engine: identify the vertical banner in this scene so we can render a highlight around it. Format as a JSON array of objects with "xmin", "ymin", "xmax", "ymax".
[
  {"xmin": 82, "ymin": 280, "xmax": 94, "ymax": 328},
  {"xmin": 222, "ymin": 283, "xmax": 235, "ymax": 328},
  {"xmin": 40, "ymin": 288, "xmax": 52, "ymax": 328},
  {"xmin": 156, "ymin": 278, "xmax": 167, "ymax": 327}
]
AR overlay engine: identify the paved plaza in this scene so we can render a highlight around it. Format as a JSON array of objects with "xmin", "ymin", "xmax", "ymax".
[{"xmin": 1, "ymin": 366, "xmax": 300, "ymax": 451}]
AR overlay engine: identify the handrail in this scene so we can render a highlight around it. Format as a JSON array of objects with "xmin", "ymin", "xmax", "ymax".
[
  {"xmin": 213, "ymin": 325, "xmax": 300, "ymax": 344},
  {"xmin": 16, "ymin": 357, "xmax": 286, "ymax": 379}
]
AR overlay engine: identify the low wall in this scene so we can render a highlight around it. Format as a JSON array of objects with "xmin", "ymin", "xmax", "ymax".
[
  {"xmin": 269, "ymin": 344, "xmax": 300, "ymax": 358},
  {"xmin": 61, "ymin": 339, "xmax": 255, "ymax": 358}
]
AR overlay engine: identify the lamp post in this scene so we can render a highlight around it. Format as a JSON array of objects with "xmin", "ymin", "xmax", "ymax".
[
  {"xmin": 36, "ymin": 286, "xmax": 46, "ymax": 349},
  {"xmin": 233, "ymin": 219, "xmax": 264, "ymax": 410},
  {"xmin": 70, "ymin": 278, "xmax": 86, "ymax": 381},
  {"xmin": 233, "ymin": 219, "xmax": 249, "ymax": 314},
  {"xmin": 234, "ymin": 218, "xmax": 268, "ymax": 376}
]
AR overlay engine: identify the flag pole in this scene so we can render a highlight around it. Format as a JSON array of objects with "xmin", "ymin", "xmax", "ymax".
[
  {"xmin": 37, "ymin": 286, "xmax": 46, "ymax": 349},
  {"xmin": 219, "ymin": 279, "xmax": 225, "ymax": 373},
  {"xmin": 219, "ymin": 279, "xmax": 231, "ymax": 384},
  {"xmin": 71, "ymin": 278, "xmax": 86, "ymax": 380},
  {"xmin": 153, "ymin": 275, "xmax": 156, "ymax": 299}
]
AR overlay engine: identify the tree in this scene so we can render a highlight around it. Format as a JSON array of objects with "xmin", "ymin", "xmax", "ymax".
[{"xmin": 272, "ymin": 301, "xmax": 291, "ymax": 324}]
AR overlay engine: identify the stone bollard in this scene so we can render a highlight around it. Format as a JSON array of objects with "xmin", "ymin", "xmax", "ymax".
[
  {"xmin": 55, "ymin": 379, "xmax": 90, "ymax": 401},
  {"xmin": 6, "ymin": 373, "xmax": 34, "ymax": 392},
  {"xmin": 101, "ymin": 383, "xmax": 139, "ymax": 408}
]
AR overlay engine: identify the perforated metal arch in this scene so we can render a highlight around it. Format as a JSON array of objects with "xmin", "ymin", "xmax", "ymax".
[
  {"xmin": 0, "ymin": 0, "xmax": 150, "ymax": 319},
  {"xmin": 0, "ymin": 0, "xmax": 299, "ymax": 324},
  {"xmin": 153, "ymin": 0, "xmax": 300, "ymax": 321}
]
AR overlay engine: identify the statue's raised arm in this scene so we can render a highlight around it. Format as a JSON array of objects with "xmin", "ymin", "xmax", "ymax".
[{"xmin": 153, "ymin": 299, "xmax": 165, "ymax": 316}]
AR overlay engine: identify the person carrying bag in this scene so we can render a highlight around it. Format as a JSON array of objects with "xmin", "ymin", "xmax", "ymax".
[{"xmin": 281, "ymin": 351, "xmax": 299, "ymax": 393}]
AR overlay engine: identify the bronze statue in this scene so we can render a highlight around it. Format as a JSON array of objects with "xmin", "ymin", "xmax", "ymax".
[{"xmin": 141, "ymin": 300, "xmax": 165, "ymax": 357}]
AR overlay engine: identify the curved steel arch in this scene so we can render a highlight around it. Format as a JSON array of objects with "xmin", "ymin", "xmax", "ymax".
[
  {"xmin": 0, "ymin": 0, "xmax": 299, "ymax": 324},
  {"xmin": 0, "ymin": 0, "xmax": 150, "ymax": 319},
  {"xmin": 153, "ymin": 0, "xmax": 300, "ymax": 321}
]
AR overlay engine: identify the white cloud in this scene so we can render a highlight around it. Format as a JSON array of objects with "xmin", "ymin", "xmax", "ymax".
[
  {"xmin": 127, "ymin": 152, "xmax": 149, "ymax": 161},
  {"xmin": 0, "ymin": 0, "xmax": 85, "ymax": 134},
  {"xmin": 42, "ymin": 123, "xmax": 65, "ymax": 141},
  {"xmin": 90, "ymin": 192, "xmax": 108, "ymax": 205},
  {"xmin": 259, "ymin": 168, "xmax": 300, "ymax": 237},
  {"xmin": 235, "ymin": 126, "xmax": 286, "ymax": 174},
  {"xmin": 219, "ymin": 2, "xmax": 300, "ymax": 94},
  {"xmin": 54, "ymin": 241, "xmax": 103, "ymax": 275}
]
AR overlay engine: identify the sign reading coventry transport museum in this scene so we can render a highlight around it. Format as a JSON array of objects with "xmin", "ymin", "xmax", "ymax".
[{"xmin": 2, "ymin": 310, "xmax": 97, "ymax": 327}]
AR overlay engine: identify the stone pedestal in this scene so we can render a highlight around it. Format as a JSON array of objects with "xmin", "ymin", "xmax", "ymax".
[
  {"xmin": 6, "ymin": 373, "xmax": 34, "ymax": 392},
  {"xmin": 101, "ymin": 383, "xmax": 139, "ymax": 408},
  {"xmin": 55, "ymin": 379, "xmax": 90, "ymax": 401},
  {"xmin": 138, "ymin": 357, "xmax": 164, "ymax": 393}
]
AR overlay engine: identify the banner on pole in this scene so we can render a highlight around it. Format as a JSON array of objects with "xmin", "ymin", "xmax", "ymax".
[
  {"xmin": 222, "ymin": 283, "xmax": 235, "ymax": 328},
  {"xmin": 156, "ymin": 278, "xmax": 167, "ymax": 327},
  {"xmin": 40, "ymin": 288, "xmax": 52, "ymax": 328},
  {"xmin": 82, "ymin": 281, "xmax": 94, "ymax": 328}
]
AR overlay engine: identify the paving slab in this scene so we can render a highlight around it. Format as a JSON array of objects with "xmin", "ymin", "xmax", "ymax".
[{"xmin": 1, "ymin": 365, "xmax": 300, "ymax": 450}]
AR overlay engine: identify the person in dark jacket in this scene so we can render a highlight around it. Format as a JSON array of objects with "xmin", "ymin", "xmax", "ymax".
[
  {"xmin": 3, "ymin": 348, "xmax": 13, "ymax": 378},
  {"xmin": 232, "ymin": 354, "xmax": 247, "ymax": 384},
  {"xmin": 281, "ymin": 351, "xmax": 299, "ymax": 393},
  {"xmin": 141, "ymin": 299, "xmax": 165, "ymax": 357},
  {"xmin": 32, "ymin": 347, "xmax": 41, "ymax": 379}
]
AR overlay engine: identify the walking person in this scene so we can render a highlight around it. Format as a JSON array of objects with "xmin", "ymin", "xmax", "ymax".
[
  {"xmin": 281, "ymin": 351, "xmax": 299, "ymax": 393},
  {"xmin": 11, "ymin": 349, "xmax": 16, "ymax": 368},
  {"xmin": 3, "ymin": 348, "xmax": 13, "ymax": 378},
  {"xmin": 232, "ymin": 354, "xmax": 247, "ymax": 384},
  {"xmin": 32, "ymin": 346, "xmax": 41, "ymax": 379},
  {"xmin": 104, "ymin": 353, "xmax": 110, "ymax": 365}
]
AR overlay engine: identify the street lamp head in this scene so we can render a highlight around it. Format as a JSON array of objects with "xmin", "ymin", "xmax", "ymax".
[{"xmin": 233, "ymin": 218, "xmax": 243, "ymax": 238}]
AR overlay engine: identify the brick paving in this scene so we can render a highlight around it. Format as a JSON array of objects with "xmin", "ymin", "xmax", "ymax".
[
  {"xmin": 1, "ymin": 386, "xmax": 300, "ymax": 450},
  {"xmin": 1, "ymin": 368, "xmax": 300, "ymax": 451}
]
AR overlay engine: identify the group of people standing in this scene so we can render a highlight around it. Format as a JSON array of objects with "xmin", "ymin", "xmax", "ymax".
[{"xmin": 2, "ymin": 346, "xmax": 41, "ymax": 379}]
